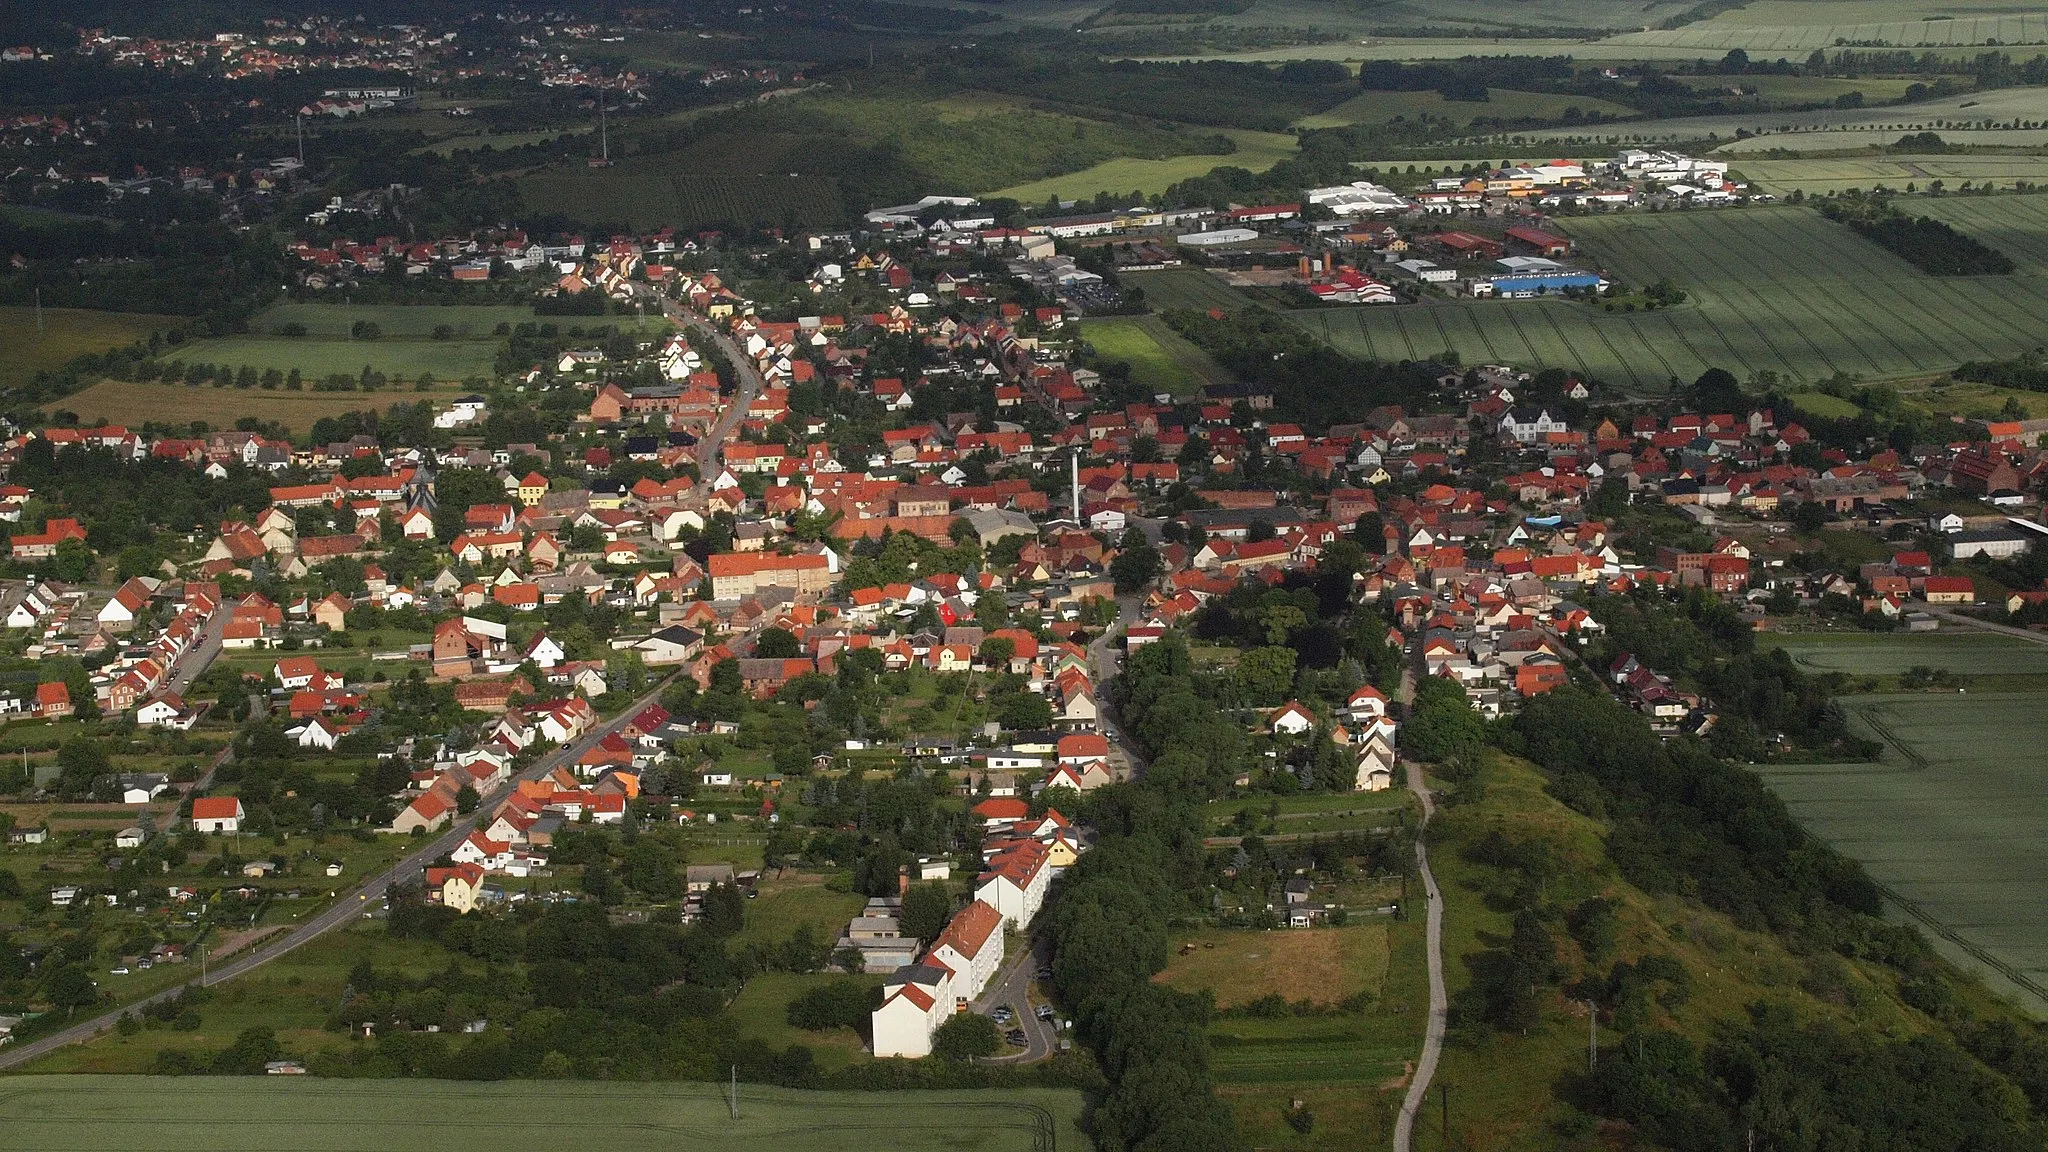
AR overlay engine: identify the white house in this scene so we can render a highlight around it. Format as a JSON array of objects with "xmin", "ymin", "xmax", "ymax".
[
  {"xmin": 1268, "ymin": 700, "xmax": 1316, "ymax": 736},
  {"xmin": 190, "ymin": 796, "xmax": 245, "ymax": 834},
  {"xmin": 871, "ymin": 899, "xmax": 1006, "ymax": 1059},
  {"xmin": 974, "ymin": 840, "xmax": 1052, "ymax": 930}
]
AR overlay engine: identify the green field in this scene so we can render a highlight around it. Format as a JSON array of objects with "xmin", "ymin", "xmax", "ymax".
[
  {"xmin": 1734, "ymin": 156, "xmax": 2048, "ymax": 195},
  {"xmin": 1916, "ymin": 192, "xmax": 2048, "ymax": 274},
  {"xmin": 1079, "ymin": 314, "xmax": 1232, "ymax": 395},
  {"xmin": 1526, "ymin": 84, "xmax": 2048, "ymax": 144},
  {"xmin": 1122, "ymin": 267, "xmax": 1259, "ymax": 313},
  {"xmin": 170, "ymin": 303, "xmax": 540, "ymax": 383},
  {"xmin": 989, "ymin": 128, "xmax": 1296, "ymax": 203},
  {"xmin": 1761, "ymin": 689, "xmax": 2048, "ymax": 1016},
  {"xmin": 0, "ymin": 1077, "xmax": 1082, "ymax": 1151},
  {"xmin": 1762, "ymin": 631, "xmax": 2048, "ymax": 677},
  {"xmin": 161, "ymin": 302, "xmax": 669, "ymax": 388},
  {"xmin": 1285, "ymin": 205, "xmax": 2048, "ymax": 391},
  {"xmin": 0, "ymin": 306, "xmax": 179, "ymax": 393},
  {"xmin": 1607, "ymin": 0, "xmax": 2048, "ymax": 51},
  {"xmin": 521, "ymin": 156, "xmax": 849, "ymax": 233}
]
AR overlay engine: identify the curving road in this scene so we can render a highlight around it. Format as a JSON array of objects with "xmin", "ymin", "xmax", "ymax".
[
  {"xmin": 638, "ymin": 288, "xmax": 767, "ymax": 481},
  {"xmin": 1392, "ymin": 663, "xmax": 1447, "ymax": 1152},
  {"xmin": 0, "ymin": 678, "xmax": 673, "ymax": 1071}
]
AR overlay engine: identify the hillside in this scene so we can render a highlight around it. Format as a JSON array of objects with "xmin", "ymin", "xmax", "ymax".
[{"xmin": 1415, "ymin": 748, "xmax": 2042, "ymax": 1150}]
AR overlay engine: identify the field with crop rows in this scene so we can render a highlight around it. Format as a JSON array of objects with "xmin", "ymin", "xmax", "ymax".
[
  {"xmin": 1760, "ymin": 690, "xmax": 2048, "ymax": 1016},
  {"xmin": 1123, "ymin": 267, "xmax": 1260, "ymax": 313},
  {"xmin": 0, "ymin": 1077, "xmax": 1083, "ymax": 1152},
  {"xmin": 1607, "ymin": 14, "xmax": 2048, "ymax": 51},
  {"xmin": 1525, "ymin": 85, "xmax": 2048, "ymax": 144},
  {"xmin": 1733, "ymin": 156, "xmax": 2048, "ymax": 195},
  {"xmin": 521, "ymin": 157, "xmax": 846, "ymax": 232},
  {"xmin": 990, "ymin": 128, "xmax": 1296, "ymax": 203},
  {"xmin": 1762, "ymin": 630, "xmax": 2048, "ymax": 677},
  {"xmin": 1915, "ymin": 192, "xmax": 2048, "ymax": 274},
  {"xmin": 1561, "ymin": 207, "xmax": 2048, "ymax": 384}
]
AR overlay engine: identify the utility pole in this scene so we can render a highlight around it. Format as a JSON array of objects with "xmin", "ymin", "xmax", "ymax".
[
  {"xmin": 296, "ymin": 113, "xmax": 304, "ymax": 167},
  {"xmin": 598, "ymin": 74, "xmax": 609, "ymax": 165},
  {"xmin": 33, "ymin": 286, "xmax": 43, "ymax": 336},
  {"xmin": 1439, "ymin": 1082, "xmax": 1449, "ymax": 1145},
  {"xmin": 728, "ymin": 1064, "xmax": 738, "ymax": 1119},
  {"xmin": 1588, "ymin": 1000, "xmax": 1598, "ymax": 1073}
]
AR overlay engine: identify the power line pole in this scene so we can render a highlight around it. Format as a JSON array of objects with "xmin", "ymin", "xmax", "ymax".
[
  {"xmin": 1439, "ymin": 1082, "xmax": 1449, "ymax": 1146},
  {"xmin": 296, "ymin": 113, "xmax": 304, "ymax": 167},
  {"xmin": 33, "ymin": 286, "xmax": 43, "ymax": 336},
  {"xmin": 728, "ymin": 1064, "xmax": 739, "ymax": 1118},
  {"xmin": 1588, "ymin": 1000, "xmax": 1598, "ymax": 1073}
]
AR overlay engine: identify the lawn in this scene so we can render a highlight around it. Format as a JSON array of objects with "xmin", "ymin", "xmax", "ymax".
[
  {"xmin": 1759, "ymin": 687, "xmax": 2048, "ymax": 1016},
  {"xmin": 1784, "ymin": 390, "xmax": 1862, "ymax": 419},
  {"xmin": 0, "ymin": 1076, "xmax": 1085, "ymax": 1152},
  {"xmin": 0, "ymin": 306, "xmax": 179, "ymax": 392},
  {"xmin": 727, "ymin": 970, "xmax": 883, "ymax": 1072},
  {"xmin": 988, "ymin": 128, "xmax": 1296, "ymax": 203},
  {"xmin": 55, "ymin": 379, "xmax": 469, "ymax": 435},
  {"xmin": 1079, "ymin": 315, "xmax": 1231, "ymax": 395},
  {"xmin": 1156, "ymin": 923, "xmax": 1389, "ymax": 1009},
  {"xmin": 733, "ymin": 875, "xmax": 864, "ymax": 949}
]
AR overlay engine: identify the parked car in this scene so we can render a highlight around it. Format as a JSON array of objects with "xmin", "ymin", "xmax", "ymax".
[
  {"xmin": 1036, "ymin": 1005, "xmax": 1055, "ymax": 1021},
  {"xmin": 1006, "ymin": 1029, "xmax": 1027, "ymax": 1046}
]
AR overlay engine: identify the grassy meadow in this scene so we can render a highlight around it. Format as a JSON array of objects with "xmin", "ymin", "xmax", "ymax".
[
  {"xmin": 0, "ymin": 306, "xmax": 178, "ymax": 392},
  {"xmin": 1079, "ymin": 314, "xmax": 1233, "ymax": 395},
  {"xmin": 0, "ymin": 1076, "xmax": 1083, "ymax": 1152},
  {"xmin": 1158, "ymin": 923, "xmax": 1391, "ymax": 1009},
  {"xmin": 989, "ymin": 128, "xmax": 1297, "ymax": 203}
]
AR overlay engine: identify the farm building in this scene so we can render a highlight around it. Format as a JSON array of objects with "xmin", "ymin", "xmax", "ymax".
[
  {"xmin": 1504, "ymin": 226, "xmax": 1571, "ymax": 257},
  {"xmin": 1433, "ymin": 231, "xmax": 1504, "ymax": 260},
  {"xmin": 1947, "ymin": 527, "xmax": 2034, "ymax": 560}
]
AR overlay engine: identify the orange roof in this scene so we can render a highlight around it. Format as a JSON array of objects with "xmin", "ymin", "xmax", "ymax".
[
  {"xmin": 935, "ymin": 900, "xmax": 1002, "ymax": 958},
  {"xmin": 191, "ymin": 796, "xmax": 242, "ymax": 819}
]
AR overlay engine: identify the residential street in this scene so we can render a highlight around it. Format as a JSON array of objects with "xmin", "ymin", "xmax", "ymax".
[
  {"xmin": 642, "ymin": 289, "xmax": 766, "ymax": 480},
  {"xmin": 0, "ymin": 677, "xmax": 673, "ymax": 1071},
  {"xmin": 1392, "ymin": 662, "xmax": 1447, "ymax": 1152},
  {"xmin": 973, "ymin": 939, "xmax": 1057, "ymax": 1063}
]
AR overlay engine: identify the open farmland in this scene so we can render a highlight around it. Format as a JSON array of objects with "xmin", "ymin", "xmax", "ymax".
[
  {"xmin": 1079, "ymin": 314, "xmax": 1232, "ymax": 395},
  {"xmin": 1760, "ymin": 689, "xmax": 2048, "ymax": 1016},
  {"xmin": 1914, "ymin": 192, "xmax": 2048, "ymax": 274},
  {"xmin": 1123, "ymin": 267, "xmax": 1258, "ymax": 313},
  {"xmin": 1523, "ymin": 84, "xmax": 2048, "ymax": 144},
  {"xmin": 0, "ymin": 1077, "xmax": 1082, "ymax": 1152},
  {"xmin": 990, "ymin": 129, "xmax": 1295, "ymax": 203},
  {"xmin": 0, "ymin": 306, "xmax": 178, "ymax": 393},
  {"xmin": 1762, "ymin": 630, "xmax": 2048, "ymax": 678},
  {"xmin": 520, "ymin": 153, "xmax": 847, "ymax": 232},
  {"xmin": 55, "ymin": 379, "xmax": 471, "ymax": 433},
  {"xmin": 1733, "ymin": 156, "xmax": 2048, "ymax": 195}
]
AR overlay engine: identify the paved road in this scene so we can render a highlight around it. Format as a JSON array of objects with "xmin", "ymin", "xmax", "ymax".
[
  {"xmin": 0, "ymin": 677, "xmax": 673, "ymax": 1071},
  {"xmin": 1086, "ymin": 595, "xmax": 1147, "ymax": 780},
  {"xmin": 974, "ymin": 939, "xmax": 1057, "ymax": 1064},
  {"xmin": 1912, "ymin": 602, "xmax": 2048, "ymax": 645},
  {"xmin": 641, "ymin": 290, "xmax": 767, "ymax": 480},
  {"xmin": 1393, "ymin": 663, "xmax": 1447, "ymax": 1152},
  {"xmin": 164, "ymin": 608, "xmax": 227, "ymax": 697}
]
